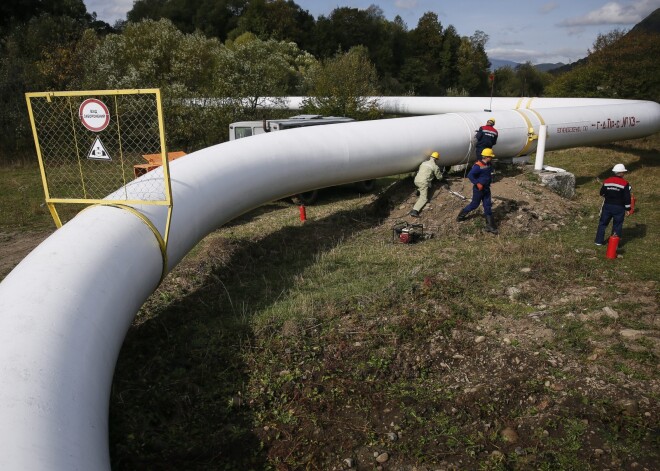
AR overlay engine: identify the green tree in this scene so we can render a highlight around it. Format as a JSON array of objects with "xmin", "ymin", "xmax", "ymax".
[
  {"xmin": 588, "ymin": 30, "xmax": 659, "ymax": 100},
  {"xmin": 456, "ymin": 30, "xmax": 491, "ymax": 95},
  {"xmin": 128, "ymin": 0, "xmax": 249, "ymax": 41},
  {"xmin": 545, "ymin": 64, "xmax": 605, "ymax": 97},
  {"xmin": 515, "ymin": 62, "xmax": 550, "ymax": 96},
  {"xmin": 590, "ymin": 28, "xmax": 626, "ymax": 53},
  {"xmin": 439, "ymin": 25, "xmax": 462, "ymax": 91},
  {"xmin": 398, "ymin": 57, "xmax": 428, "ymax": 95},
  {"xmin": 81, "ymin": 21, "xmax": 314, "ymax": 147},
  {"xmin": 0, "ymin": 12, "xmax": 99, "ymax": 161},
  {"xmin": 82, "ymin": 19, "xmax": 229, "ymax": 149},
  {"xmin": 302, "ymin": 46, "xmax": 381, "ymax": 119},
  {"xmin": 360, "ymin": 6, "xmax": 404, "ymax": 93},
  {"xmin": 377, "ymin": 15, "xmax": 409, "ymax": 94},
  {"xmin": 194, "ymin": 0, "xmax": 247, "ymax": 40},
  {"xmin": 311, "ymin": 6, "xmax": 390, "ymax": 66},
  {"xmin": 126, "ymin": 0, "xmax": 166, "ymax": 23},
  {"xmin": 229, "ymin": 0, "xmax": 314, "ymax": 49},
  {"xmin": 401, "ymin": 12, "xmax": 444, "ymax": 95},
  {"xmin": 1, "ymin": 0, "xmax": 90, "ymax": 31},
  {"xmin": 546, "ymin": 30, "xmax": 659, "ymax": 100},
  {"xmin": 490, "ymin": 66, "xmax": 518, "ymax": 97},
  {"xmin": 219, "ymin": 33, "xmax": 316, "ymax": 116},
  {"xmin": 82, "ymin": 19, "xmax": 188, "ymax": 90}
]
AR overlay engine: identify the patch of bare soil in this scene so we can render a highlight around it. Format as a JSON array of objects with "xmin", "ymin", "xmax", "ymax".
[
  {"xmin": 383, "ymin": 167, "xmax": 577, "ymax": 238},
  {"xmin": 0, "ymin": 231, "xmax": 52, "ymax": 280}
]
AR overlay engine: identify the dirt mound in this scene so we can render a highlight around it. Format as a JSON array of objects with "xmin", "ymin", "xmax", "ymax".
[{"xmin": 380, "ymin": 166, "xmax": 577, "ymax": 239}]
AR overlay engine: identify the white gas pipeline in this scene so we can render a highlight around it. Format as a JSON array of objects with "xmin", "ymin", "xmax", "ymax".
[
  {"xmin": 260, "ymin": 96, "xmax": 639, "ymax": 115},
  {"xmin": 0, "ymin": 99, "xmax": 659, "ymax": 471}
]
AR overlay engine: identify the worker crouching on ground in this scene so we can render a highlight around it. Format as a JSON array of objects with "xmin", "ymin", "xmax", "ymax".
[
  {"xmin": 456, "ymin": 148, "xmax": 498, "ymax": 234},
  {"xmin": 595, "ymin": 163, "xmax": 633, "ymax": 246},
  {"xmin": 409, "ymin": 151, "xmax": 443, "ymax": 218}
]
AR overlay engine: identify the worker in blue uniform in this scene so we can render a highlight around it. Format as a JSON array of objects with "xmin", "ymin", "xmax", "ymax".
[
  {"xmin": 595, "ymin": 163, "xmax": 633, "ymax": 245},
  {"xmin": 456, "ymin": 148, "xmax": 498, "ymax": 234},
  {"xmin": 475, "ymin": 118, "xmax": 498, "ymax": 158}
]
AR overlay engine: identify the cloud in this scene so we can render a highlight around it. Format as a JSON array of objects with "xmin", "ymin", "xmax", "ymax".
[
  {"xmin": 559, "ymin": 0, "xmax": 659, "ymax": 27},
  {"xmin": 85, "ymin": 0, "xmax": 133, "ymax": 23},
  {"xmin": 497, "ymin": 39, "xmax": 525, "ymax": 47},
  {"xmin": 540, "ymin": 2, "xmax": 559, "ymax": 14},
  {"xmin": 487, "ymin": 46, "xmax": 587, "ymax": 64},
  {"xmin": 395, "ymin": 0, "xmax": 418, "ymax": 9},
  {"xmin": 487, "ymin": 47, "xmax": 538, "ymax": 63}
]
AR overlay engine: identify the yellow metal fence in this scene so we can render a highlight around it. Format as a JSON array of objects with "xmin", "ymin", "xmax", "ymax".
[{"xmin": 25, "ymin": 88, "xmax": 173, "ymax": 258}]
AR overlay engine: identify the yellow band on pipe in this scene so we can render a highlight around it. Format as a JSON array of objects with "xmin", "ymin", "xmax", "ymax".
[{"xmin": 80, "ymin": 203, "xmax": 168, "ymax": 284}]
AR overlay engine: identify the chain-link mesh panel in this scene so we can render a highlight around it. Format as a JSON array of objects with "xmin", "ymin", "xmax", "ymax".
[{"xmin": 26, "ymin": 90, "xmax": 169, "ymax": 204}]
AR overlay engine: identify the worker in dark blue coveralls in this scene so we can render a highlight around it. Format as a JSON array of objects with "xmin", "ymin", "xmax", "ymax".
[
  {"xmin": 475, "ymin": 118, "xmax": 498, "ymax": 158},
  {"xmin": 595, "ymin": 163, "xmax": 633, "ymax": 246},
  {"xmin": 456, "ymin": 148, "xmax": 498, "ymax": 234}
]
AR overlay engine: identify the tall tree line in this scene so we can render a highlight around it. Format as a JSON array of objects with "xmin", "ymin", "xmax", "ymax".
[
  {"xmin": 0, "ymin": 0, "xmax": 494, "ymax": 161},
  {"xmin": 126, "ymin": 0, "xmax": 494, "ymax": 96},
  {"xmin": 1, "ymin": 0, "xmax": 657, "ymax": 162}
]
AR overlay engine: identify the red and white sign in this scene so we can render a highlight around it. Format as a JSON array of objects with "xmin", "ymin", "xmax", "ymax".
[{"xmin": 79, "ymin": 98, "xmax": 110, "ymax": 132}]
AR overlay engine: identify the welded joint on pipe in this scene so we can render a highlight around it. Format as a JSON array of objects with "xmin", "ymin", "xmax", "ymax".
[
  {"xmin": 81, "ymin": 203, "xmax": 169, "ymax": 284},
  {"xmin": 453, "ymin": 113, "xmax": 478, "ymax": 164},
  {"xmin": 513, "ymin": 109, "xmax": 537, "ymax": 156},
  {"xmin": 527, "ymin": 108, "xmax": 547, "ymax": 127}
]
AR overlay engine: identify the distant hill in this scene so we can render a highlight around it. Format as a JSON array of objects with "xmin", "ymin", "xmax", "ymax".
[
  {"xmin": 549, "ymin": 57, "xmax": 587, "ymax": 75},
  {"xmin": 550, "ymin": 7, "xmax": 660, "ymax": 76},
  {"xmin": 489, "ymin": 58, "xmax": 565, "ymax": 72},
  {"xmin": 489, "ymin": 59, "xmax": 520, "ymax": 70},
  {"xmin": 491, "ymin": 8, "xmax": 659, "ymax": 77},
  {"xmin": 630, "ymin": 7, "xmax": 660, "ymax": 33},
  {"xmin": 535, "ymin": 62, "xmax": 566, "ymax": 72}
]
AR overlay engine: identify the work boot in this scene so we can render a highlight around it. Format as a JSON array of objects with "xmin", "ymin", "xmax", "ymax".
[
  {"xmin": 456, "ymin": 211, "xmax": 468, "ymax": 222},
  {"xmin": 409, "ymin": 209, "xmax": 420, "ymax": 218},
  {"xmin": 484, "ymin": 215, "xmax": 498, "ymax": 234}
]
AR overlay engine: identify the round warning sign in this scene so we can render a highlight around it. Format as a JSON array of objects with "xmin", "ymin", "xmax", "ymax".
[{"xmin": 79, "ymin": 98, "xmax": 110, "ymax": 132}]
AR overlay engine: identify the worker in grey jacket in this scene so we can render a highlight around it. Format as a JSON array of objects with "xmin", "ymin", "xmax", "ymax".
[{"xmin": 410, "ymin": 151, "xmax": 443, "ymax": 217}]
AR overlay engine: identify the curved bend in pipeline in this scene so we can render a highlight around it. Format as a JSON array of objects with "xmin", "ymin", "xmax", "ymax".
[{"xmin": 0, "ymin": 99, "xmax": 659, "ymax": 470}]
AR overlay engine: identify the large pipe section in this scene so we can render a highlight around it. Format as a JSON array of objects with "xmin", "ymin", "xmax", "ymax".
[
  {"xmin": 261, "ymin": 96, "xmax": 639, "ymax": 115},
  {"xmin": 1, "ymin": 99, "xmax": 659, "ymax": 470}
]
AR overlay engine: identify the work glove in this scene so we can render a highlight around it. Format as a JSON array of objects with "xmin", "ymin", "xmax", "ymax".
[{"xmin": 477, "ymin": 183, "xmax": 484, "ymax": 191}]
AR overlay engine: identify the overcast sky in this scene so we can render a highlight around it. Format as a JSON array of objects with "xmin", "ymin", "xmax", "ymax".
[{"xmin": 83, "ymin": 0, "xmax": 660, "ymax": 64}]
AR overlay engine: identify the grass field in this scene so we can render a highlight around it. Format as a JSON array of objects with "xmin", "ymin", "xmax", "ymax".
[{"xmin": 1, "ymin": 134, "xmax": 658, "ymax": 470}]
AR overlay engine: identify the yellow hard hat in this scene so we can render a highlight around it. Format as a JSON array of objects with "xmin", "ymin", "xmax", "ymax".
[
  {"xmin": 481, "ymin": 148, "xmax": 495, "ymax": 157},
  {"xmin": 487, "ymin": 118, "xmax": 495, "ymax": 125},
  {"xmin": 431, "ymin": 151, "xmax": 440, "ymax": 159}
]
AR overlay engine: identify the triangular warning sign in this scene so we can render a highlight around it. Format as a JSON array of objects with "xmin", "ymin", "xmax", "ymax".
[{"xmin": 87, "ymin": 137, "xmax": 111, "ymax": 161}]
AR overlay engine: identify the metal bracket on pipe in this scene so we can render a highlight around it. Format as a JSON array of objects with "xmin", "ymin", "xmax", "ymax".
[{"xmin": 527, "ymin": 127, "xmax": 539, "ymax": 142}]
